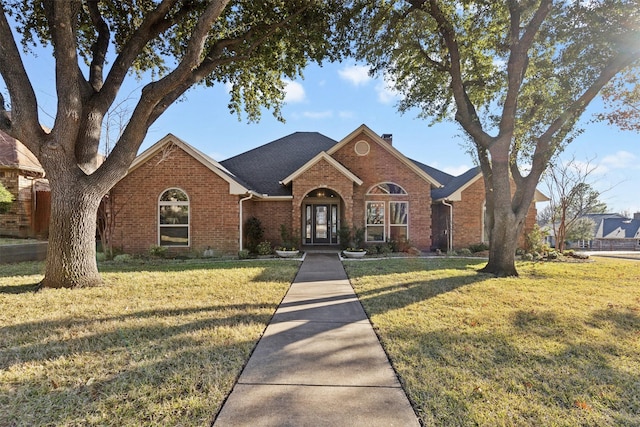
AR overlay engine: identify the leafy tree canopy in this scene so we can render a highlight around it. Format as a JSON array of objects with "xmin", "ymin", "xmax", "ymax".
[
  {"xmin": 350, "ymin": 0, "xmax": 640, "ymax": 275},
  {"xmin": 0, "ymin": 0, "xmax": 352, "ymax": 288}
]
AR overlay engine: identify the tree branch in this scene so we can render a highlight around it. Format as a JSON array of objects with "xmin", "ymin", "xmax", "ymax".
[
  {"xmin": 425, "ymin": 0, "xmax": 491, "ymax": 148},
  {"xmin": 86, "ymin": 0, "xmax": 110, "ymax": 92},
  {"xmin": 499, "ymin": 0, "xmax": 552, "ymax": 138},
  {"xmin": 0, "ymin": 5, "xmax": 45, "ymax": 146}
]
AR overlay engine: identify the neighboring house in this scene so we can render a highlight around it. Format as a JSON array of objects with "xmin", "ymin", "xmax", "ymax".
[
  {"xmin": 0, "ymin": 130, "xmax": 50, "ymax": 237},
  {"xmin": 593, "ymin": 213, "xmax": 640, "ymax": 251},
  {"xmin": 110, "ymin": 124, "xmax": 543, "ymax": 255},
  {"xmin": 543, "ymin": 213, "xmax": 639, "ymax": 250}
]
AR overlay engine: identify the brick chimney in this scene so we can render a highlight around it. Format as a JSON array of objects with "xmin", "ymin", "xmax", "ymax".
[{"xmin": 381, "ymin": 133, "xmax": 393, "ymax": 145}]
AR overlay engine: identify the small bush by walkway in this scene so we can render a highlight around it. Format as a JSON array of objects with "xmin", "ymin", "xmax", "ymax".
[
  {"xmin": 344, "ymin": 257, "xmax": 640, "ymax": 426},
  {"xmin": 0, "ymin": 259, "xmax": 299, "ymax": 426}
]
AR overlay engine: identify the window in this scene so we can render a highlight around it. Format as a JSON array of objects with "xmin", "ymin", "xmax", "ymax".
[
  {"xmin": 367, "ymin": 182, "xmax": 407, "ymax": 195},
  {"xmin": 366, "ymin": 201, "xmax": 385, "ymax": 242},
  {"xmin": 389, "ymin": 201, "xmax": 408, "ymax": 241},
  {"xmin": 159, "ymin": 188, "xmax": 189, "ymax": 246}
]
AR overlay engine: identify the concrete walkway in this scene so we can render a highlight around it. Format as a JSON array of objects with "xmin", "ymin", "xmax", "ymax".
[{"xmin": 213, "ymin": 253, "xmax": 419, "ymax": 427}]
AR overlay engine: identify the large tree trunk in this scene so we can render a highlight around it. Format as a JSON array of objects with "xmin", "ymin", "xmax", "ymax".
[
  {"xmin": 480, "ymin": 209, "xmax": 523, "ymax": 277},
  {"xmin": 40, "ymin": 179, "xmax": 104, "ymax": 289},
  {"xmin": 478, "ymin": 139, "xmax": 527, "ymax": 277}
]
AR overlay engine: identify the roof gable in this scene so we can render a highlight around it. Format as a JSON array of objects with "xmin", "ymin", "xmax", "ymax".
[
  {"xmin": 129, "ymin": 134, "xmax": 248, "ymax": 195},
  {"xmin": 598, "ymin": 217, "xmax": 640, "ymax": 239},
  {"xmin": 280, "ymin": 152, "xmax": 363, "ymax": 186},
  {"xmin": 327, "ymin": 124, "xmax": 442, "ymax": 187}
]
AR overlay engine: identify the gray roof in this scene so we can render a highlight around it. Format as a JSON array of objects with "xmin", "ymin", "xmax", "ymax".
[
  {"xmin": 220, "ymin": 132, "xmax": 338, "ymax": 196},
  {"xmin": 219, "ymin": 131, "xmax": 481, "ymax": 200},
  {"xmin": 599, "ymin": 217, "xmax": 640, "ymax": 239},
  {"xmin": 429, "ymin": 166, "xmax": 481, "ymax": 200}
]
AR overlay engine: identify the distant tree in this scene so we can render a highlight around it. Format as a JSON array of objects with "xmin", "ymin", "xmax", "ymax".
[
  {"xmin": 351, "ymin": 0, "xmax": 640, "ymax": 276},
  {"xmin": 543, "ymin": 156, "xmax": 607, "ymax": 252},
  {"xmin": 565, "ymin": 217, "xmax": 596, "ymax": 247},
  {"xmin": 0, "ymin": 0, "xmax": 350, "ymax": 288}
]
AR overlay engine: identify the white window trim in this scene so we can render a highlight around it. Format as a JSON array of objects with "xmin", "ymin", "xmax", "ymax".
[
  {"xmin": 158, "ymin": 187, "xmax": 190, "ymax": 247},
  {"xmin": 366, "ymin": 200, "xmax": 386, "ymax": 242},
  {"xmin": 366, "ymin": 182, "xmax": 408, "ymax": 196}
]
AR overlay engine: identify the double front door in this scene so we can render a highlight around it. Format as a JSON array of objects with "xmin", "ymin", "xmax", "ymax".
[{"xmin": 305, "ymin": 204, "xmax": 338, "ymax": 245}]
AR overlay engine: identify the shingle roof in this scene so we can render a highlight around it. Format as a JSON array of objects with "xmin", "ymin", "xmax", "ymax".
[
  {"xmin": 411, "ymin": 158, "xmax": 454, "ymax": 187},
  {"xmin": 429, "ymin": 166, "xmax": 481, "ymax": 200},
  {"xmin": 220, "ymin": 132, "xmax": 339, "ymax": 196},
  {"xmin": 600, "ymin": 217, "xmax": 640, "ymax": 239},
  {"xmin": 0, "ymin": 130, "xmax": 43, "ymax": 172}
]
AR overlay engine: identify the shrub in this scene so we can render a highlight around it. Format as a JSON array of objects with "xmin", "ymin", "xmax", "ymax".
[
  {"xmin": 521, "ymin": 253, "xmax": 534, "ymax": 261},
  {"xmin": 96, "ymin": 252, "xmax": 107, "ymax": 262},
  {"xmin": 468, "ymin": 242, "xmax": 489, "ymax": 253},
  {"xmin": 278, "ymin": 224, "xmax": 297, "ymax": 250},
  {"xmin": 149, "ymin": 245, "xmax": 168, "ymax": 258},
  {"xmin": 113, "ymin": 254, "xmax": 133, "ymax": 263},
  {"xmin": 338, "ymin": 225, "xmax": 352, "ymax": 250},
  {"xmin": 352, "ymin": 227, "xmax": 365, "ymax": 249},
  {"xmin": 245, "ymin": 217, "xmax": 264, "ymax": 253},
  {"xmin": 256, "ymin": 241, "xmax": 273, "ymax": 256},
  {"xmin": 238, "ymin": 249, "xmax": 250, "ymax": 259},
  {"xmin": 376, "ymin": 243, "xmax": 392, "ymax": 256},
  {"xmin": 458, "ymin": 248, "xmax": 472, "ymax": 256},
  {"xmin": 526, "ymin": 224, "xmax": 549, "ymax": 254}
]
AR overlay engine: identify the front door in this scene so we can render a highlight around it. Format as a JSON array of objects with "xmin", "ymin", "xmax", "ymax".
[{"xmin": 305, "ymin": 204, "xmax": 338, "ymax": 244}]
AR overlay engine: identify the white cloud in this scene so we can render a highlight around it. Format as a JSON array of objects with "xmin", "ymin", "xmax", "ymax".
[
  {"xmin": 601, "ymin": 150, "xmax": 637, "ymax": 170},
  {"xmin": 338, "ymin": 65, "xmax": 371, "ymax": 86},
  {"xmin": 338, "ymin": 110, "xmax": 355, "ymax": 119},
  {"xmin": 283, "ymin": 79, "xmax": 306, "ymax": 103},
  {"xmin": 301, "ymin": 110, "xmax": 333, "ymax": 119}
]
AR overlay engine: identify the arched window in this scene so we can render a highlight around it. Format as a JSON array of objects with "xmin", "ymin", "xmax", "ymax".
[
  {"xmin": 367, "ymin": 182, "xmax": 408, "ymax": 195},
  {"xmin": 365, "ymin": 182, "xmax": 409, "ymax": 242},
  {"xmin": 159, "ymin": 188, "xmax": 189, "ymax": 246}
]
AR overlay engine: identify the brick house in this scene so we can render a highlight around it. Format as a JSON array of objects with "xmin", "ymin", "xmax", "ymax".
[
  {"xmin": 0, "ymin": 130, "xmax": 50, "ymax": 238},
  {"xmin": 111, "ymin": 124, "xmax": 543, "ymax": 255}
]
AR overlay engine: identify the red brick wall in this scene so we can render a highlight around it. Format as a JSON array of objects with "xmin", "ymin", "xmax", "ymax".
[
  {"xmin": 431, "ymin": 174, "xmax": 539, "ymax": 251},
  {"xmin": 330, "ymin": 132, "xmax": 432, "ymax": 250},
  {"xmin": 0, "ymin": 169, "xmax": 41, "ymax": 237},
  {"xmin": 111, "ymin": 145, "xmax": 240, "ymax": 255},
  {"xmin": 244, "ymin": 199, "xmax": 293, "ymax": 247}
]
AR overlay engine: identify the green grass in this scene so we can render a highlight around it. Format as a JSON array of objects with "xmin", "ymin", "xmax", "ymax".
[
  {"xmin": 0, "ymin": 259, "xmax": 299, "ymax": 426},
  {"xmin": 344, "ymin": 257, "xmax": 640, "ymax": 427}
]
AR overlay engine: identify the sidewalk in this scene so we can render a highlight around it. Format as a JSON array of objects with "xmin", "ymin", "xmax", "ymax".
[{"xmin": 212, "ymin": 253, "xmax": 419, "ymax": 426}]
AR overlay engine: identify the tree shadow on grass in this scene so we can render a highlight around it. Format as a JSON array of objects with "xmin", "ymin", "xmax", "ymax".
[
  {"xmin": 0, "ymin": 282, "xmax": 41, "ymax": 294},
  {"xmin": 0, "ymin": 303, "xmax": 280, "ymax": 426}
]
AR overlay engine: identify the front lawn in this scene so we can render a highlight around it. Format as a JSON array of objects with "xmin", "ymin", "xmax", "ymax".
[
  {"xmin": 344, "ymin": 257, "xmax": 640, "ymax": 426},
  {"xmin": 0, "ymin": 259, "xmax": 299, "ymax": 426}
]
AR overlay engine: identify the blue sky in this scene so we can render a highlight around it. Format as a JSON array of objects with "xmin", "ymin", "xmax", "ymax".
[{"xmin": 2, "ymin": 44, "xmax": 638, "ymax": 215}]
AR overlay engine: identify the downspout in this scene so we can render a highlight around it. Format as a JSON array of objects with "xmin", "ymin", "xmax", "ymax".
[
  {"xmin": 239, "ymin": 193, "xmax": 253, "ymax": 251},
  {"xmin": 442, "ymin": 200, "xmax": 453, "ymax": 253}
]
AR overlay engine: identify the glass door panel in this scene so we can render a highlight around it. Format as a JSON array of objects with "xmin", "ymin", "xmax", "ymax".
[{"xmin": 314, "ymin": 205, "xmax": 329, "ymax": 243}]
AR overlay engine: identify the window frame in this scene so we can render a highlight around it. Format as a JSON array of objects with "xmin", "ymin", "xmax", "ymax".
[
  {"xmin": 366, "ymin": 201, "xmax": 386, "ymax": 242},
  {"xmin": 366, "ymin": 182, "xmax": 408, "ymax": 196},
  {"xmin": 389, "ymin": 201, "xmax": 409, "ymax": 241},
  {"xmin": 158, "ymin": 188, "xmax": 190, "ymax": 247}
]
